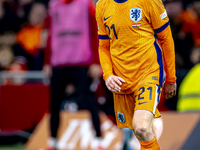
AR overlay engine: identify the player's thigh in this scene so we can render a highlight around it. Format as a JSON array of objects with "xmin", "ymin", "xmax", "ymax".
[
  {"xmin": 133, "ymin": 109, "xmax": 154, "ymax": 130},
  {"xmin": 133, "ymin": 83, "xmax": 161, "ymax": 128},
  {"xmin": 134, "ymin": 83, "xmax": 161, "ymax": 116},
  {"xmin": 113, "ymin": 93, "xmax": 135, "ymax": 129}
]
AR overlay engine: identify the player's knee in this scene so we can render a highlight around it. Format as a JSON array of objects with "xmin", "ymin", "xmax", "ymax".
[
  {"xmin": 134, "ymin": 127, "xmax": 147, "ymax": 139},
  {"xmin": 134, "ymin": 125, "xmax": 153, "ymax": 141}
]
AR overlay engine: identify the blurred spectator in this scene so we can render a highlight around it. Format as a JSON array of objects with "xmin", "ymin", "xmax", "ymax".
[
  {"xmin": 179, "ymin": 0, "xmax": 200, "ymax": 66},
  {"xmin": 182, "ymin": 0, "xmax": 200, "ymax": 47},
  {"xmin": 177, "ymin": 63, "xmax": 200, "ymax": 111},
  {"xmin": 0, "ymin": 0, "xmax": 20, "ymax": 47},
  {"xmin": 0, "ymin": 46, "xmax": 14, "ymax": 71},
  {"xmin": 43, "ymin": 0, "xmax": 103, "ymax": 149},
  {"xmin": 0, "ymin": 45, "xmax": 27, "ymax": 84},
  {"xmin": 164, "ymin": 0, "xmax": 193, "ymax": 69},
  {"xmin": 16, "ymin": 2, "xmax": 47, "ymax": 70}
]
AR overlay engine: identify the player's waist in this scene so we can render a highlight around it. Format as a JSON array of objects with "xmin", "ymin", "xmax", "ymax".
[{"xmin": 112, "ymin": 66, "xmax": 160, "ymax": 94}]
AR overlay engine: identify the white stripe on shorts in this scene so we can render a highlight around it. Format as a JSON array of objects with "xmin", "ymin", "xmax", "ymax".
[{"xmin": 153, "ymin": 85, "xmax": 158, "ymax": 114}]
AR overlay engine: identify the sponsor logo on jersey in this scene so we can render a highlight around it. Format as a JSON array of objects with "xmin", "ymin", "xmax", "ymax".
[
  {"xmin": 104, "ymin": 16, "xmax": 112, "ymax": 21},
  {"xmin": 132, "ymin": 23, "xmax": 141, "ymax": 27},
  {"xmin": 160, "ymin": 10, "xmax": 167, "ymax": 20},
  {"xmin": 138, "ymin": 102, "xmax": 148, "ymax": 105},
  {"xmin": 130, "ymin": 7, "xmax": 142, "ymax": 23},
  {"xmin": 117, "ymin": 112, "xmax": 126, "ymax": 123}
]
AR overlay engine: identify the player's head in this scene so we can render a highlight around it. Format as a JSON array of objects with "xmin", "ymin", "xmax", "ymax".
[{"xmin": 192, "ymin": 0, "xmax": 200, "ymax": 18}]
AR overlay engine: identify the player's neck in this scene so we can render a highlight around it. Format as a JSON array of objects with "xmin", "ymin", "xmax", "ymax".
[{"xmin": 114, "ymin": 0, "xmax": 127, "ymax": 4}]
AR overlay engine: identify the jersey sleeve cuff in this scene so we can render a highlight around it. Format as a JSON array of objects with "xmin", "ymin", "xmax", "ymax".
[
  {"xmin": 165, "ymin": 79, "xmax": 176, "ymax": 84},
  {"xmin": 103, "ymin": 72, "xmax": 113, "ymax": 81},
  {"xmin": 98, "ymin": 35, "xmax": 109, "ymax": 39},
  {"xmin": 154, "ymin": 21, "xmax": 170, "ymax": 33}
]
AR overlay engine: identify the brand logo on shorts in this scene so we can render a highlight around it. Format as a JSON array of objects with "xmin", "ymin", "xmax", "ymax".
[
  {"xmin": 138, "ymin": 102, "xmax": 148, "ymax": 105},
  {"xmin": 117, "ymin": 112, "xmax": 126, "ymax": 123}
]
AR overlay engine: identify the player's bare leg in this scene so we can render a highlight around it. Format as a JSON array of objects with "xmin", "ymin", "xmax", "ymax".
[
  {"xmin": 133, "ymin": 110, "xmax": 160, "ymax": 150},
  {"xmin": 129, "ymin": 117, "xmax": 163, "ymax": 149}
]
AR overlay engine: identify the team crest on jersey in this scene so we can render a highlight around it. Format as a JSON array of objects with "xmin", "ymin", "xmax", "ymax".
[
  {"xmin": 130, "ymin": 7, "xmax": 142, "ymax": 23},
  {"xmin": 117, "ymin": 112, "xmax": 126, "ymax": 123}
]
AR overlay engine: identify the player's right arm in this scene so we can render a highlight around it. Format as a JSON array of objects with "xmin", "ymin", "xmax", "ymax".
[
  {"xmin": 96, "ymin": 1, "xmax": 112, "ymax": 81},
  {"xmin": 96, "ymin": 1, "xmax": 125, "ymax": 92}
]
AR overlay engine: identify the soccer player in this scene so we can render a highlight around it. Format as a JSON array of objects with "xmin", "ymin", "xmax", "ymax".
[{"xmin": 96, "ymin": 0, "xmax": 176, "ymax": 149}]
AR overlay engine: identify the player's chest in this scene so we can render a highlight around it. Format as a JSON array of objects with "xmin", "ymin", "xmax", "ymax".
[{"xmin": 103, "ymin": 3, "xmax": 148, "ymax": 33}]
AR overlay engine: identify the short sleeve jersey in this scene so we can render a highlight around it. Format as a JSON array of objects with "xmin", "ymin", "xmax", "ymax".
[{"xmin": 96, "ymin": 0, "xmax": 170, "ymax": 94}]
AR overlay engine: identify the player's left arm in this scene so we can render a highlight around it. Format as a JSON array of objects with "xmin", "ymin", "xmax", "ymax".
[
  {"xmin": 156, "ymin": 26, "xmax": 177, "ymax": 99},
  {"xmin": 147, "ymin": 0, "xmax": 176, "ymax": 98}
]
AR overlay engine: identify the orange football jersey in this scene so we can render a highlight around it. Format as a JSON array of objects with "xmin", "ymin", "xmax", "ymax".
[{"xmin": 96, "ymin": 0, "xmax": 176, "ymax": 94}]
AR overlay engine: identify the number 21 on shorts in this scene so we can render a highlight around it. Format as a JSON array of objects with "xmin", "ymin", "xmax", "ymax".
[{"xmin": 136, "ymin": 84, "xmax": 160, "ymax": 102}]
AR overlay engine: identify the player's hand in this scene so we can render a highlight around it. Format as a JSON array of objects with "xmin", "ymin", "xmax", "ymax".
[
  {"xmin": 106, "ymin": 75, "xmax": 126, "ymax": 92},
  {"xmin": 163, "ymin": 83, "xmax": 177, "ymax": 99}
]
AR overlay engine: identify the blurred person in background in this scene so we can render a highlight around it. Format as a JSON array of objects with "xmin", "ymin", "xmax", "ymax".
[
  {"xmin": 176, "ymin": 0, "xmax": 200, "ymax": 113},
  {"xmin": 0, "ymin": 0, "xmax": 29, "ymax": 85},
  {"xmin": 0, "ymin": 45, "xmax": 27, "ymax": 84},
  {"xmin": 164, "ymin": 0, "xmax": 186, "ymax": 69},
  {"xmin": 0, "ymin": 0, "xmax": 20, "ymax": 48},
  {"xmin": 0, "ymin": 46, "xmax": 14, "ymax": 71},
  {"xmin": 15, "ymin": 0, "xmax": 49, "ymax": 24},
  {"xmin": 16, "ymin": 2, "xmax": 47, "ymax": 70},
  {"xmin": 181, "ymin": 0, "xmax": 200, "ymax": 48},
  {"xmin": 177, "ymin": 63, "xmax": 200, "ymax": 112},
  {"xmin": 42, "ymin": 0, "xmax": 103, "ymax": 149},
  {"xmin": 181, "ymin": 0, "xmax": 200, "ymax": 65}
]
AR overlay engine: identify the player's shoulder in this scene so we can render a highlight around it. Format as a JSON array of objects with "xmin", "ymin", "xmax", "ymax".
[
  {"xmin": 138, "ymin": 0, "xmax": 162, "ymax": 5},
  {"xmin": 96, "ymin": 0, "xmax": 108, "ymax": 9},
  {"xmin": 136, "ymin": 0, "xmax": 163, "ymax": 10},
  {"xmin": 144, "ymin": 0, "xmax": 164, "ymax": 7},
  {"xmin": 143, "ymin": 0, "xmax": 163, "ymax": 3},
  {"xmin": 132, "ymin": 0, "xmax": 151, "ymax": 9},
  {"xmin": 96, "ymin": 0, "xmax": 109, "ymax": 16}
]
